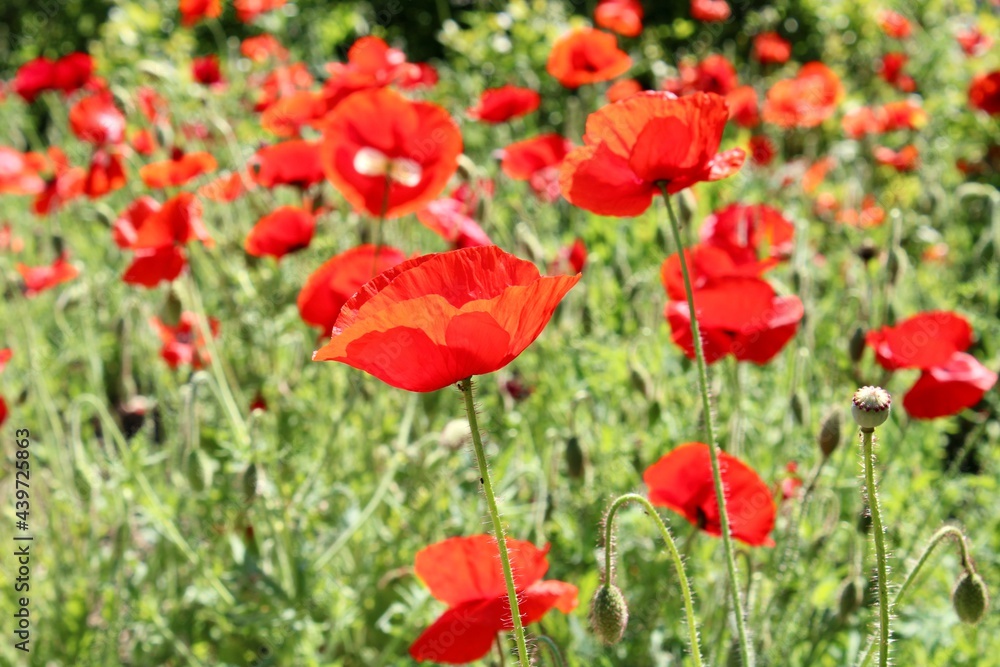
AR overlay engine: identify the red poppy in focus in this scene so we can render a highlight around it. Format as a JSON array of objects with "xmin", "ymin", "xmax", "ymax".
[
  {"xmin": 661, "ymin": 244, "xmax": 773, "ymax": 301},
  {"xmin": 234, "ymin": 0, "xmax": 287, "ymax": 22},
  {"xmin": 151, "ymin": 312, "xmax": 219, "ymax": 369},
  {"xmin": 0, "ymin": 147, "xmax": 47, "ymax": 195},
  {"xmin": 644, "ymin": 442, "xmax": 776, "ymax": 546},
  {"xmin": 319, "ymin": 88, "xmax": 462, "ymax": 219},
  {"xmin": 17, "ymin": 253, "xmax": 79, "ymax": 296},
  {"xmin": 753, "ymin": 32, "xmax": 792, "ymax": 65},
  {"xmin": 903, "ymin": 353, "xmax": 997, "ymax": 420},
  {"xmin": 69, "ymin": 92, "xmax": 126, "ymax": 146},
  {"xmin": 878, "ymin": 10, "xmax": 912, "ymax": 39},
  {"xmin": 140, "ymin": 148, "xmax": 218, "ymax": 189},
  {"xmin": 726, "ymin": 85, "xmax": 760, "ymax": 128},
  {"xmin": 84, "ymin": 149, "xmax": 127, "ymax": 199},
  {"xmin": 763, "ymin": 62, "xmax": 842, "ymax": 128},
  {"xmin": 691, "ymin": 0, "xmax": 731, "ymax": 22},
  {"xmin": 200, "ymin": 170, "xmax": 254, "ymax": 202},
  {"xmin": 245, "ymin": 206, "xmax": 316, "ymax": 259},
  {"xmin": 33, "ymin": 147, "xmax": 86, "ymax": 215},
  {"xmin": 969, "ymin": 71, "xmax": 1000, "ymax": 116},
  {"xmin": 498, "ymin": 133, "xmax": 574, "ymax": 203},
  {"xmin": 467, "ymin": 85, "xmax": 541, "ymax": 123},
  {"xmin": 241, "ymin": 35, "xmax": 288, "ymax": 63},
  {"xmin": 595, "ymin": 0, "xmax": 644, "ymax": 38},
  {"xmin": 192, "ymin": 55, "xmax": 223, "ymax": 86},
  {"xmin": 179, "ymin": 0, "xmax": 221, "ymax": 26},
  {"xmin": 313, "ymin": 246, "xmax": 580, "ymax": 392},
  {"xmin": 956, "ymin": 26, "xmax": 993, "ymax": 57},
  {"xmin": 546, "ymin": 29, "xmax": 632, "ymax": 89},
  {"xmin": 417, "ymin": 186, "xmax": 493, "ymax": 249},
  {"xmin": 560, "ymin": 92, "xmax": 745, "ymax": 216},
  {"xmin": 297, "ymin": 244, "xmax": 407, "ymax": 334},
  {"xmin": 874, "ymin": 144, "xmax": 919, "ymax": 172},
  {"xmin": 842, "ymin": 107, "xmax": 882, "ymax": 139},
  {"xmin": 866, "ymin": 311, "xmax": 973, "ymax": 371},
  {"xmin": 748, "ymin": 135, "xmax": 776, "ymax": 166},
  {"xmin": 409, "ymin": 535, "xmax": 578, "ymax": 664},
  {"xmin": 700, "ymin": 203, "xmax": 795, "ymax": 264},
  {"xmin": 12, "ymin": 53, "xmax": 93, "ymax": 102},
  {"xmin": 550, "ymin": 238, "xmax": 587, "ymax": 275},
  {"xmin": 249, "ymin": 140, "xmax": 325, "ymax": 189},
  {"xmin": 607, "ymin": 78, "xmax": 643, "ymax": 102}
]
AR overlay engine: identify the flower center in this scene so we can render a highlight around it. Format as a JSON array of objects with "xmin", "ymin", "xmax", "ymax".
[{"xmin": 353, "ymin": 147, "xmax": 422, "ymax": 187}]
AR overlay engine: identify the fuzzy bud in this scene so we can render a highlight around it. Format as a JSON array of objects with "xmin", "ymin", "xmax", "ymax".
[
  {"xmin": 590, "ymin": 585, "xmax": 629, "ymax": 645},
  {"xmin": 849, "ymin": 326, "xmax": 866, "ymax": 363},
  {"xmin": 851, "ymin": 386, "xmax": 891, "ymax": 429},
  {"xmin": 953, "ymin": 571, "xmax": 988, "ymax": 624},
  {"xmin": 838, "ymin": 577, "xmax": 863, "ymax": 619},
  {"xmin": 818, "ymin": 409, "xmax": 842, "ymax": 458},
  {"xmin": 565, "ymin": 436, "xmax": 585, "ymax": 480}
]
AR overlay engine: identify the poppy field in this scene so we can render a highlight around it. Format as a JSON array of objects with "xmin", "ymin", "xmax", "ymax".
[{"xmin": 1, "ymin": 0, "xmax": 999, "ymax": 665}]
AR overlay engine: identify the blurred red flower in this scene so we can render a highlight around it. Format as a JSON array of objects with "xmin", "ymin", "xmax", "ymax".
[
  {"xmin": 595, "ymin": 0, "xmax": 644, "ymax": 38},
  {"xmin": 956, "ymin": 26, "xmax": 993, "ymax": 57},
  {"xmin": 664, "ymin": 55, "xmax": 738, "ymax": 97},
  {"xmin": 700, "ymin": 203, "xmax": 795, "ymax": 264},
  {"xmin": 546, "ymin": 29, "xmax": 632, "ymax": 89},
  {"xmin": 179, "ymin": 0, "xmax": 221, "ymax": 26},
  {"xmin": 836, "ymin": 195, "xmax": 885, "ymax": 228},
  {"xmin": 261, "ymin": 90, "xmax": 328, "ymax": 137},
  {"xmin": 879, "ymin": 52, "xmax": 916, "ymax": 92},
  {"xmin": 726, "ymin": 85, "xmax": 760, "ymax": 128},
  {"xmin": 763, "ymin": 62, "xmax": 842, "ymax": 128},
  {"xmin": 234, "ymin": 0, "xmax": 287, "ymax": 22},
  {"xmin": 131, "ymin": 128, "xmax": 158, "ymax": 156},
  {"xmin": 84, "ymin": 149, "xmax": 127, "ymax": 199},
  {"xmin": 250, "ymin": 139, "xmax": 325, "ymax": 189},
  {"xmin": 645, "ymin": 442, "xmax": 776, "ymax": 546},
  {"xmin": 877, "ymin": 99, "xmax": 928, "ymax": 131},
  {"xmin": 192, "ymin": 55, "xmax": 223, "ymax": 86},
  {"xmin": 241, "ymin": 35, "xmax": 288, "ymax": 63},
  {"xmin": 550, "ymin": 238, "xmax": 587, "ymax": 275},
  {"xmin": 560, "ymin": 91, "xmax": 745, "ymax": 216},
  {"xmin": 498, "ymin": 133, "xmax": 573, "ymax": 203},
  {"xmin": 748, "ymin": 135, "xmax": 776, "ymax": 166},
  {"xmin": 140, "ymin": 148, "xmax": 218, "ymax": 188},
  {"xmin": 878, "ymin": 10, "xmax": 912, "ymax": 39},
  {"xmin": 297, "ymin": 244, "xmax": 407, "ymax": 334},
  {"xmin": 753, "ymin": 32, "xmax": 792, "ymax": 65},
  {"xmin": 969, "ymin": 71, "xmax": 1000, "ymax": 115},
  {"xmin": 467, "ymin": 85, "xmax": 541, "ymax": 123},
  {"xmin": 200, "ymin": 170, "xmax": 254, "ymax": 202},
  {"xmin": 253, "ymin": 63, "xmax": 315, "ymax": 112},
  {"xmin": 0, "ymin": 147, "xmax": 46, "ymax": 195},
  {"xmin": 691, "ymin": 0, "xmax": 731, "ymax": 22},
  {"xmin": 313, "ymin": 246, "xmax": 580, "ymax": 392},
  {"xmin": 0, "ymin": 348, "xmax": 10, "ymax": 373},
  {"xmin": 245, "ymin": 206, "xmax": 316, "ymax": 259},
  {"xmin": 33, "ymin": 147, "xmax": 86, "ymax": 215},
  {"xmin": 842, "ymin": 107, "xmax": 882, "ymax": 139},
  {"xmin": 409, "ymin": 535, "xmax": 578, "ymax": 664},
  {"xmin": 151, "ymin": 312, "xmax": 219, "ymax": 369},
  {"xmin": 607, "ymin": 78, "xmax": 644, "ymax": 102},
  {"xmin": 417, "ymin": 185, "xmax": 493, "ymax": 249},
  {"xmin": 319, "ymin": 88, "xmax": 462, "ymax": 219},
  {"xmin": 69, "ymin": 92, "xmax": 126, "ymax": 146},
  {"xmin": 12, "ymin": 53, "xmax": 93, "ymax": 102},
  {"xmin": 874, "ymin": 144, "xmax": 919, "ymax": 172},
  {"xmin": 322, "ymin": 36, "xmax": 436, "ymax": 111},
  {"xmin": 17, "ymin": 253, "xmax": 79, "ymax": 296},
  {"xmin": 115, "ymin": 193, "xmax": 213, "ymax": 286}
]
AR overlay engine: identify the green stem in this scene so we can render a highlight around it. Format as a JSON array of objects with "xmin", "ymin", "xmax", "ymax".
[
  {"xmin": 661, "ymin": 187, "xmax": 753, "ymax": 666},
  {"xmin": 460, "ymin": 377, "xmax": 530, "ymax": 667},
  {"xmin": 862, "ymin": 428, "xmax": 890, "ymax": 667},
  {"xmin": 534, "ymin": 635, "xmax": 567, "ymax": 667},
  {"xmin": 857, "ymin": 526, "xmax": 969, "ymax": 667},
  {"xmin": 604, "ymin": 493, "xmax": 704, "ymax": 667}
]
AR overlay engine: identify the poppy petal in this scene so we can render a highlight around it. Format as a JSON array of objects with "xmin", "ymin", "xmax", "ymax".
[{"xmin": 902, "ymin": 352, "xmax": 997, "ymax": 419}]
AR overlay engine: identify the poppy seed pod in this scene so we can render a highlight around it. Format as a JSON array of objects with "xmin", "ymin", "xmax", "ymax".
[
  {"xmin": 953, "ymin": 571, "xmax": 988, "ymax": 624},
  {"xmin": 851, "ymin": 386, "xmax": 891, "ymax": 429},
  {"xmin": 590, "ymin": 584, "xmax": 629, "ymax": 645},
  {"xmin": 818, "ymin": 408, "xmax": 842, "ymax": 458}
]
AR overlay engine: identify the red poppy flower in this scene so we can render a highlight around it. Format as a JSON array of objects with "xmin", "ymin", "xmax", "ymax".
[
  {"xmin": 12, "ymin": 53, "xmax": 93, "ymax": 102},
  {"xmin": 241, "ymin": 35, "xmax": 288, "ymax": 63},
  {"xmin": 0, "ymin": 224, "xmax": 25, "ymax": 253},
  {"xmin": 319, "ymin": 88, "xmax": 462, "ymax": 219},
  {"xmin": 321, "ymin": 36, "xmax": 435, "ymax": 112},
  {"xmin": 498, "ymin": 134, "xmax": 573, "ymax": 203},
  {"xmin": 700, "ymin": 203, "xmax": 794, "ymax": 265},
  {"xmin": 879, "ymin": 53, "xmax": 916, "ymax": 92},
  {"xmin": 956, "ymin": 26, "xmax": 992, "ymax": 57},
  {"xmin": 84, "ymin": 149, "xmax": 127, "ymax": 199},
  {"xmin": 842, "ymin": 107, "xmax": 882, "ymax": 139},
  {"xmin": 660, "ymin": 244, "xmax": 775, "ymax": 303},
  {"xmin": 874, "ymin": 145, "xmax": 919, "ymax": 172},
  {"xmin": 467, "ymin": 85, "xmax": 541, "ymax": 123},
  {"xmin": 878, "ymin": 10, "xmax": 912, "ymax": 39},
  {"xmin": 748, "ymin": 135, "xmax": 776, "ymax": 166},
  {"xmin": 260, "ymin": 90, "xmax": 328, "ymax": 136},
  {"xmin": 726, "ymin": 85, "xmax": 760, "ymax": 128},
  {"xmin": 550, "ymin": 238, "xmax": 587, "ymax": 275},
  {"xmin": 140, "ymin": 149, "xmax": 218, "ymax": 188},
  {"xmin": 136, "ymin": 87, "xmax": 169, "ymax": 124},
  {"xmin": 0, "ymin": 348, "xmax": 10, "ymax": 373},
  {"xmin": 409, "ymin": 535, "xmax": 578, "ymax": 664},
  {"xmin": 192, "ymin": 55, "xmax": 223, "ymax": 86},
  {"xmin": 546, "ymin": 29, "xmax": 632, "ymax": 89},
  {"xmin": 780, "ymin": 461, "xmax": 804, "ymax": 501},
  {"xmin": 903, "ymin": 352, "xmax": 997, "ymax": 420},
  {"xmin": 753, "ymin": 32, "xmax": 792, "ymax": 65},
  {"xmin": 663, "ymin": 55, "xmax": 738, "ymax": 97},
  {"xmin": 249, "ymin": 140, "xmax": 324, "ymax": 189},
  {"xmin": 560, "ymin": 91, "xmax": 745, "ymax": 216},
  {"xmin": 876, "ymin": 100, "xmax": 928, "ymax": 131},
  {"xmin": 644, "ymin": 442, "xmax": 776, "ymax": 546},
  {"xmin": 69, "ymin": 92, "xmax": 126, "ymax": 146},
  {"xmin": 313, "ymin": 246, "xmax": 580, "ymax": 392},
  {"xmin": 665, "ymin": 275, "xmax": 803, "ymax": 364},
  {"xmin": 595, "ymin": 0, "xmax": 645, "ymax": 38},
  {"xmin": 607, "ymin": 78, "xmax": 644, "ymax": 102},
  {"xmin": 131, "ymin": 129, "xmax": 158, "ymax": 156},
  {"xmin": 33, "ymin": 147, "xmax": 85, "ymax": 215},
  {"xmin": 200, "ymin": 170, "xmax": 254, "ymax": 202},
  {"xmin": 969, "ymin": 71, "xmax": 1000, "ymax": 116},
  {"xmin": 691, "ymin": 0, "xmax": 731, "ymax": 22},
  {"xmin": 417, "ymin": 190, "xmax": 492, "ymax": 249},
  {"xmin": 17, "ymin": 253, "xmax": 79, "ymax": 296},
  {"xmin": 234, "ymin": 0, "xmax": 287, "ymax": 22},
  {"xmin": 0, "ymin": 396, "xmax": 6, "ymax": 427},
  {"xmin": 151, "ymin": 312, "xmax": 219, "ymax": 369},
  {"xmin": 179, "ymin": 0, "xmax": 221, "ymax": 26},
  {"xmin": 802, "ymin": 157, "xmax": 834, "ymax": 193},
  {"xmin": 866, "ymin": 311, "xmax": 973, "ymax": 371},
  {"xmin": 297, "ymin": 244, "xmax": 407, "ymax": 334},
  {"xmin": 252, "ymin": 63, "xmax": 314, "ymax": 112},
  {"xmin": 245, "ymin": 206, "xmax": 316, "ymax": 259},
  {"xmin": 0, "ymin": 147, "xmax": 46, "ymax": 195},
  {"xmin": 115, "ymin": 193, "xmax": 212, "ymax": 287},
  {"xmin": 763, "ymin": 62, "xmax": 842, "ymax": 128}
]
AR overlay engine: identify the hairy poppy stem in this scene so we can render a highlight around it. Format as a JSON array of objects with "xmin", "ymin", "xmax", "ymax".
[
  {"xmin": 459, "ymin": 377, "xmax": 531, "ymax": 667},
  {"xmin": 603, "ymin": 493, "xmax": 704, "ymax": 666},
  {"xmin": 856, "ymin": 526, "xmax": 971, "ymax": 667},
  {"xmin": 660, "ymin": 186, "xmax": 754, "ymax": 667},
  {"xmin": 861, "ymin": 427, "xmax": 890, "ymax": 667}
]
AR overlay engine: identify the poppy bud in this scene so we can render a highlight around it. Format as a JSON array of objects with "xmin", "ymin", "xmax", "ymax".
[
  {"xmin": 818, "ymin": 408, "xmax": 842, "ymax": 458},
  {"xmin": 953, "ymin": 571, "xmax": 988, "ymax": 625},
  {"xmin": 565, "ymin": 436, "xmax": 585, "ymax": 479},
  {"xmin": 791, "ymin": 392, "xmax": 805, "ymax": 425},
  {"xmin": 838, "ymin": 577, "xmax": 863, "ymax": 619},
  {"xmin": 242, "ymin": 463, "xmax": 258, "ymax": 503},
  {"xmin": 857, "ymin": 509, "xmax": 872, "ymax": 535},
  {"xmin": 590, "ymin": 584, "xmax": 629, "ymax": 645},
  {"xmin": 849, "ymin": 326, "xmax": 866, "ymax": 363},
  {"xmin": 163, "ymin": 289, "xmax": 183, "ymax": 327},
  {"xmin": 52, "ymin": 234, "xmax": 65, "ymax": 256},
  {"xmin": 186, "ymin": 451, "xmax": 205, "ymax": 491},
  {"xmin": 856, "ymin": 239, "xmax": 878, "ymax": 263},
  {"xmin": 886, "ymin": 247, "xmax": 901, "ymax": 284},
  {"xmin": 851, "ymin": 386, "xmax": 891, "ymax": 429}
]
